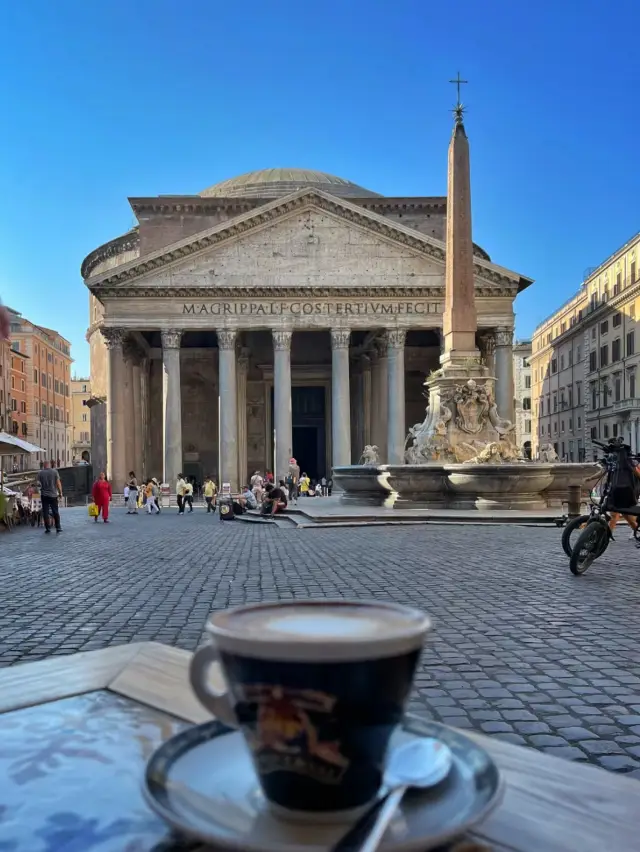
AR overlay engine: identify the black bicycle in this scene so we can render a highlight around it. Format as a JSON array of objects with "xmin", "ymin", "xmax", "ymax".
[{"xmin": 568, "ymin": 438, "xmax": 640, "ymax": 575}]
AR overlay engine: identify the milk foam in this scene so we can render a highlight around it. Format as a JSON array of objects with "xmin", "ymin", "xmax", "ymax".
[{"xmin": 216, "ymin": 602, "xmax": 423, "ymax": 643}]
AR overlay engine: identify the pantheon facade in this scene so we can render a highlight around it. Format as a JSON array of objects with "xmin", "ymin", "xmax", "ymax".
[{"xmin": 83, "ymin": 168, "xmax": 532, "ymax": 490}]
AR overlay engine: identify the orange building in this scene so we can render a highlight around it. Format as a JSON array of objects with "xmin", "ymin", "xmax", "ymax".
[{"xmin": 11, "ymin": 317, "xmax": 73, "ymax": 466}]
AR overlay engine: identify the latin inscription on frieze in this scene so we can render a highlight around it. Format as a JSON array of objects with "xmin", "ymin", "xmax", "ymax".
[{"xmin": 182, "ymin": 301, "xmax": 442, "ymax": 317}]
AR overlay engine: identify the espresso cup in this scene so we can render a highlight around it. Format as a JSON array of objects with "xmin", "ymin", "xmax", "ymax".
[{"xmin": 189, "ymin": 599, "xmax": 431, "ymax": 817}]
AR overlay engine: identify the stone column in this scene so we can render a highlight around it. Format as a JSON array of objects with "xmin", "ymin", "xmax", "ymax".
[
  {"xmin": 217, "ymin": 329, "xmax": 239, "ymax": 491},
  {"xmin": 331, "ymin": 329, "xmax": 351, "ymax": 469},
  {"xmin": 362, "ymin": 354, "xmax": 372, "ymax": 449},
  {"xmin": 237, "ymin": 347, "xmax": 249, "ymax": 488},
  {"xmin": 494, "ymin": 326, "xmax": 515, "ymax": 423},
  {"xmin": 161, "ymin": 329, "xmax": 183, "ymax": 488},
  {"xmin": 479, "ymin": 331, "xmax": 496, "ymax": 378},
  {"xmin": 132, "ymin": 360, "xmax": 142, "ymax": 477},
  {"xmin": 102, "ymin": 328, "xmax": 127, "ymax": 491},
  {"xmin": 272, "ymin": 330, "xmax": 293, "ymax": 482},
  {"xmin": 140, "ymin": 356, "xmax": 149, "ymax": 479},
  {"xmin": 370, "ymin": 342, "xmax": 389, "ymax": 463},
  {"xmin": 386, "ymin": 329, "xmax": 406, "ymax": 464},
  {"xmin": 122, "ymin": 348, "xmax": 135, "ymax": 475}
]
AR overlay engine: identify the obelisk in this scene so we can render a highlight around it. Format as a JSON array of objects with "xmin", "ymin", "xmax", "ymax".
[{"xmin": 441, "ymin": 83, "xmax": 479, "ymax": 368}]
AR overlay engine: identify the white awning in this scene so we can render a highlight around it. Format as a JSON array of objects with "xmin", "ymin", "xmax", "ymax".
[{"xmin": 0, "ymin": 432, "xmax": 45, "ymax": 455}]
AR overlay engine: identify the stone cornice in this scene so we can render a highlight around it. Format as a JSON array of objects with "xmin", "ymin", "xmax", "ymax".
[
  {"xmin": 81, "ymin": 228, "xmax": 140, "ymax": 280},
  {"xmin": 91, "ymin": 283, "xmax": 518, "ymax": 299},
  {"xmin": 128, "ymin": 196, "xmax": 262, "ymax": 216},
  {"xmin": 86, "ymin": 188, "xmax": 530, "ymax": 294}
]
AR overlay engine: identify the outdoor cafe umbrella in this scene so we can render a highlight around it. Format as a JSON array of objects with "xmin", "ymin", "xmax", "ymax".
[{"xmin": 0, "ymin": 432, "xmax": 44, "ymax": 489}]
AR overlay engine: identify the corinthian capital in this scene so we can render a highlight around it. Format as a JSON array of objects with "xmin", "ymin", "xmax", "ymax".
[
  {"xmin": 384, "ymin": 329, "xmax": 406, "ymax": 350},
  {"xmin": 494, "ymin": 326, "xmax": 514, "ymax": 347},
  {"xmin": 123, "ymin": 337, "xmax": 144, "ymax": 364},
  {"xmin": 272, "ymin": 330, "xmax": 292, "ymax": 351},
  {"xmin": 161, "ymin": 329, "xmax": 182, "ymax": 350},
  {"xmin": 216, "ymin": 329, "xmax": 237, "ymax": 350},
  {"xmin": 101, "ymin": 327, "xmax": 127, "ymax": 349},
  {"xmin": 331, "ymin": 329, "xmax": 351, "ymax": 350},
  {"xmin": 479, "ymin": 331, "xmax": 496, "ymax": 356}
]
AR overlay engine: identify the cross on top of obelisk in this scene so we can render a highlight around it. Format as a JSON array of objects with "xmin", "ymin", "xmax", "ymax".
[{"xmin": 449, "ymin": 71, "xmax": 468, "ymax": 124}]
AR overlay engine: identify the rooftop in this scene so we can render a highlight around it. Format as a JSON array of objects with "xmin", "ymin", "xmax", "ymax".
[{"xmin": 199, "ymin": 167, "xmax": 382, "ymax": 199}]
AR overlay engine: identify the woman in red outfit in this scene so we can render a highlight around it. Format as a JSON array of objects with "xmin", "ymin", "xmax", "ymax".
[{"xmin": 92, "ymin": 471, "xmax": 112, "ymax": 523}]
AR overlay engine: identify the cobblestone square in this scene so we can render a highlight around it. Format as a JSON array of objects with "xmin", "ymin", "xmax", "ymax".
[{"xmin": 3, "ymin": 508, "xmax": 640, "ymax": 777}]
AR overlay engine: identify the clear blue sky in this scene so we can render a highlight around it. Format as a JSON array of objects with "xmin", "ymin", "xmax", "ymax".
[{"xmin": 1, "ymin": 0, "xmax": 638, "ymax": 376}]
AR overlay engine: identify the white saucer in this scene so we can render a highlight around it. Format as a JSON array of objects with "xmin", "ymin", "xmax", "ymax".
[{"xmin": 143, "ymin": 717, "xmax": 503, "ymax": 852}]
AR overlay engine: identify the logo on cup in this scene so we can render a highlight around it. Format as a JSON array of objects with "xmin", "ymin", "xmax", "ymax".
[{"xmin": 237, "ymin": 684, "xmax": 350, "ymax": 784}]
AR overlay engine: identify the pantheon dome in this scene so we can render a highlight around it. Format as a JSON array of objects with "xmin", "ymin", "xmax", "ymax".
[{"xmin": 199, "ymin": 167, "xmax": 382, "ymax": 200}]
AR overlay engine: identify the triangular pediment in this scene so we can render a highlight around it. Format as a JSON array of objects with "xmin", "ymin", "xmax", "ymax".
[{"xmin": 87, "ymin": 188, "xmax": 528, "ymax": 295}]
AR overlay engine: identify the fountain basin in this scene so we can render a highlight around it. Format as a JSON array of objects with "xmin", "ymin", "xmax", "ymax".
[
  {"xmin": 444, "ymin": 464, "xmax": 555, "ymax": 510},
  {"xmin": 542, "ymin": 463, "xmax": 601, "ymax": 508},
  {"xmin": 332, "ymin": 465, "xmax": 393, "ymax": 506},
  {"xmin": 386, "ymin": 465, "xmax": 449, "ymax": 508}
]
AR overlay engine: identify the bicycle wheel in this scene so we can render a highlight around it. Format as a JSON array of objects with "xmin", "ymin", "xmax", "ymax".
[
  {"xmin": 561, "ymin": 514, "xmax": 590, "ymax": 558},
  {"xmin": 569, "ymin": 521, "xmax": 609, "ymax": 575}
]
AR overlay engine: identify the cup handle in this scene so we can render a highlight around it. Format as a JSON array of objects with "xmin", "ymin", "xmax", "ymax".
[{"xmin": 189, "ymin": 644, "xmax": 238, "ymax": 728}]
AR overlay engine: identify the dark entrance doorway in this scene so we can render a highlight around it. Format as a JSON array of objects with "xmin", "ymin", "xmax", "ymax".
[
  {"xmin": 292, "ymin": 387, "xmax": 326, "ymax": 481},
  {"xmin": 270, "ymin": 386, "xmax": 326, "ymax": 480}
]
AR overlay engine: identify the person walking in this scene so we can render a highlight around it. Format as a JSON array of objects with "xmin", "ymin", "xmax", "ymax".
[
  {"xmin": 250, "ymin": 470, "xmax": 264, "ymax": 503},
  {"xmin": 287, "ymin": 458, "xmax": 300, "ymax": 504},
  {"xmin": 127, "ymin": 471, "xmax": 139, "ymax": 514},
  {"xmin": 92, "ymin": 471, "xmax": 112, "ymax": 523},
  {"xmin": 176, "ymin": 473, "xmax": 186, "ymax": 514},
  {"xmin": 184, "ymin": 479, "xmax": 194, "ymax": 512},
  {"xmin": 321, "ymin": 475, "xmax": 328, "ymax": 497},
  {"xmin": 145, "ymin": 479, "xmax": 160, "ymax": 515},
  {"xmin": 299, "ymin": 472, "xmax": 311, "ymax": 497},
  {"xmin": 37, "ymin": 461, "xmax": 63, "ymax": 534},
  {"xmin": 203, "ymin": 475, "xmax": 217, "ymax": 513}
]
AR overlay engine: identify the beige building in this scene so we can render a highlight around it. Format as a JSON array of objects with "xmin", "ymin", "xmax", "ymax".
[
  {"xmin": 10, "ymin": 318, "xmax": 73, "ymax": 466},
  {"xmin": 71, "ymin": 378, "xmax": 91, "ymax": 463},
  {"xmin": 83, "ymin": 167, "xmax": 532, "ymax": 490},
  {"xmin": 513, "ymin": 340, "xmax": 532, "ymax": 457},
  {"xmin": 531, "ymin": 231, "xmax": 639, "ymax": 460}
]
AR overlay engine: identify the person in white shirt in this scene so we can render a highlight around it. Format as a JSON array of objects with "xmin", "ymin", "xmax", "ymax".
[{"xmin": 250, "ymin": 471, "xmax": 264, "ymax": 503}]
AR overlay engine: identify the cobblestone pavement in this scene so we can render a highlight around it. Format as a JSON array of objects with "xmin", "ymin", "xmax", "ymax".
[{"xmin": 3, "ymin": 507, "xmax": 640, "ymax": 777}]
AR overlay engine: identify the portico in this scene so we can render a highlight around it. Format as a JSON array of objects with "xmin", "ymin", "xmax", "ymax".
[{"xmin": 83, "ymin": 169, "xmax": 531, "ymax": 490}]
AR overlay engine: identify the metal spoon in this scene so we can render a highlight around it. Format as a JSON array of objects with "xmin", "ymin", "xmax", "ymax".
[{"xmin": 332, "ymin": 737, "xmax": 453, "ymax": 852}]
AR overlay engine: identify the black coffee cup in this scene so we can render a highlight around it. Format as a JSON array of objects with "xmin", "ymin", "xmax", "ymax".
[{"xmin": 189, "ymin": 599, "xmax": 431, "ymax": 818}]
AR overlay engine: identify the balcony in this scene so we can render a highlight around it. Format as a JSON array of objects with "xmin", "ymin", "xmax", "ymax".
[{"xmin": 612, "ymin": 399, "xmax": 640, "ymax": 416}]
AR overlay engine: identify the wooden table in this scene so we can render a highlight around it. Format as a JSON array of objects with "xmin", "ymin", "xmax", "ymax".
[{"xmin": 0, "ymin": 641, "xmax": 637, "ymax": 851}]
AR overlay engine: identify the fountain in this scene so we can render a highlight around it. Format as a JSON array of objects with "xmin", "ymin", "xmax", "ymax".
[{"xmin": 333, "ymin": 92, "xmax": 598, "ymax": 512}]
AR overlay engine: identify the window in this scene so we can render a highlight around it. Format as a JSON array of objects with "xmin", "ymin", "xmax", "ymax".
[
  {"xmin": 11, "ymin": 399, "xmax": 17, "ymax": 411},
  {"xmin": 65, "ymin": 384, "xmax": 69, "ymax": 397},
  {"xmin": 568, "ymin": 387, "xmax": 573, "ymax": 407},
  {"xmin": 561, "ymin": 442, "xmax": 565, "ymax": 457},
  {"xmin": 560, "ymin": 355, "xmax": 565, "ymax": 370},
  {"xmin": 82, "ymin": 413, "xmax": 87, "ymax": 422},
  {"xmin": 21, "ymin": 423, "xmax": 27, "ymax": 436},
  {"xmin": 627, "ymin": 331, "xmax": 635, "ymax": 356},
  {"xmin": 615, "ymin": 374, "xmax": 621, "ymax": 402},
  {"xmin": 630, "ymin": 372, "xmax": 636, "ymax": 399},
  {"xmin": 614, "ymin": 272, "xmax": 621, "ymax": 295},
  {"xmin": 561, "ymin": 420, "xmax": 565, "ymax": 432},
  {"xmin": 55, "ymin": 407, "xmax": 60, "ymax": 422},
  {"xmin": 33, "ymin": 368, "xmax": 38, "ymax": 383},
  {"xmin": 66, "ymin": 411, "xmax": 69, "ymax": 424},
  {"xmin": 612, "ymin": 338, "xmax": 621, "ymax": 362},
  {"xmin": 568, "ymin": 349, "xmax": 573, "ymax": 366},
  {"xmin": 578, "ymin": 416, "xmax": 581, "ymax": 429},
  {"xmin": 553, "ymin": 394, "xmax": 558, "ymax": 412},
  {"xmin": 41, "ymin": 373, "xmax": 46, "ymax": 387},
  {"xmin": 54, "ymin": 380, "xmax": 59, "ymax": 393},
  {"xmin": 554, "ymin": 422, "xmax": 558, "ymax": 433},
  {"xmin": 525, "ymin": 421, "xmax": 532, "ymax": 434},
  {"xmin": 551, "ymin": 358, "xmax": 558, "ymax": 374},
  {"xmin": 10, "ymin": 377, "xmax": 14, "ymax": 389},
  {"xmin": 591, "ymin": 328, "xmax": 596, "ymax": 340},
  {"xmin": 589, "ymin": 351, "xmax": 597, "ymax": 372},
  {"xmin": 632, "ymin": 260, "xmax": 637, "ymax": 284},
  {"xmin": 591, "ymin": 383, "xmax": 597, "ymax": 410},
  {"xmin": 82, "ymin": 384, "xmax": 87, "ymax": 392},
  {"xmin": 20, "ymin": 401, "xmax": 26, "ymax": 413},
  {"xmin": 48, "ymin": 375, "xmax": 52, "ymax": 389},
  {"xmin": 603, "ymin": 384, "xmax": 609, "ymax": 406},
  {"xmin": 613, "ymin": 423, "xmax": 619, "ymax": 437},
  {"xmin": 613, "ymin": 312, "xmax": 622, "ymax": 328},
  {"xmin": 600, "ymin": 344, "xmax": 608, "ymax": 367},
  {"xmin": 34, "ymin": 401, "xmax": 39, "ymax": 415},
  {"xmin": 604, "ymin": 424, "xmax": 610, "ymax": 438},
  {"xmin": 569, "ymin": 418, "xmax": 573, "ymax": 430},
  {"xmin": 525, "ymin": 375, "xmax": 531, "ymax": 389},
  {"xmin": 47, "ymin": 353, "xmax": 52, "ymax": 363},
  {"xmin": 523, "ymin": 397, "xmax": 531, "ymax": 411},
  {"xmin": 42, "ymin": 404, "xmax": 47, "ymax": 419},
  {"xmin": 601, "ymin": 320, "xmax": 609, "ymax": 334}
]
